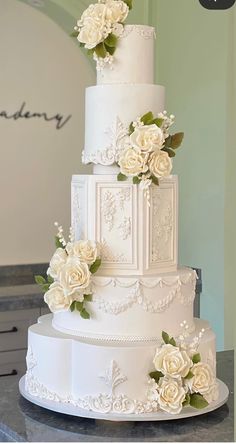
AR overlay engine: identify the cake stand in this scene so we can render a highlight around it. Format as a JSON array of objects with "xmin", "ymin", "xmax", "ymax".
[{"xmin": 19, "ymin": 376, "xmax": 229, "ymax": 422}]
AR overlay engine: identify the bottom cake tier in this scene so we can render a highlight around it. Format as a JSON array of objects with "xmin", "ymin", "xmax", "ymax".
[{"xmin": 25, "ymin": 315, "xmax": 217, "ymax": 416}]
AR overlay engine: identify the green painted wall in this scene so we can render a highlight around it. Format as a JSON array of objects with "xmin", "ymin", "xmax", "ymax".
[
  {"xmin": 19, "ymin": 0, "xmax": 234, "ymax": 350},
  {"xmin": 153, "ymin": 0, "xmax": 234, "ymax": 350}
]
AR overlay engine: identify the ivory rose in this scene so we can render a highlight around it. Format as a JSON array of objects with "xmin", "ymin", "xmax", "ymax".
[
  {"xmin": 158, "ymin": 375, "xmax": 186, "ymax": 414},
  {"xmin": 153, "ymin": 344, "xmax": 192, "ymax": 378},
  {"xmin": 66, "ymin": 240, "xmax": 97, "ymax": 265},
  {"xmin": 149, "ymin": 150, "xmax": 173, "ymax": 178},
  {"xmin": 187, "ymin": 362, "xmax": 215, "ymax": 396},
  {"xmin": 105, "ymin": 0, "xmax": 129, "ymax": 23},
  {"xmin": 78, "ymin": 21, "xmax": 105, "ymax": 49},
  {"xmin": 47, "ymin": 248, "xmax": 67, "ymax": 280},
  {"xmin": 119, "ymin": 147, "xmax": 148, "ymax": 177},
  {"xmin": 59, "ymin": 257, "xmax": 91, "ymax": 296},
  {"xmin": 44, "ymin": 282, "xmax": 71, "ymax": 313},
  {"xmin": 78, "ymin": 3, "xmax": 107, "ymax": 26},
  {"xmin": 130, "ymin": 124, "xmax": 165, "ymax": 153}
]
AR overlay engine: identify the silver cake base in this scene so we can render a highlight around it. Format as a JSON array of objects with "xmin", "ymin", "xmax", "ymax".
[{"xmin": 19, "ymin": 376, "xmax": 229, "ymax": 422}]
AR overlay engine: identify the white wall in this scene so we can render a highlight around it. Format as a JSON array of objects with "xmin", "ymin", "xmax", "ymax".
[{"xmin": 0, "ymin": 0, "xmax": 95, "ymax": 265}]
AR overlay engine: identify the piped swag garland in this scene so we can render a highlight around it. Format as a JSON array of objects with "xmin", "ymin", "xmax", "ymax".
[
  {"xmin": 72, "ymin": 0, "xmax": 132, "ymax": 69},
  {"xmin": 147, "ymin": 328, "xmax": 219, "ymax": 415},
  {"xmin": 117, "ymin": 111, "xmax": 184, "ymax": 199},
  {"xmin": 35, "ymin": 224, "xmax": 101, "ymax": 319}
]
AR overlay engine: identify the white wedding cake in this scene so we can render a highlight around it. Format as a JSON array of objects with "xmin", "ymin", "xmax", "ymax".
[{"xmin": 24, "ymin": 0, "xmax": 220, "ymax": 418}]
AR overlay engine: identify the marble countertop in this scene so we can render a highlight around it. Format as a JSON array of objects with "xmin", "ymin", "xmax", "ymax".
[
  {"xmin": 0, "ymin": 351, "xmax": 234, "ymax": 442},
  {"xmin": 0, "ymin": 284, "xmax": 45, "ymax": 311}
]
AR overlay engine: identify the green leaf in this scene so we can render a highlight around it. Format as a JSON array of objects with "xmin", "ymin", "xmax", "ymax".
[
  {"xmin": 104, "ymin": 33, "xmax": 118, "ymax": 48},
  {"xmin": 162, "ymin": 331, "xmax": 170, "ymax": 344},
  {"xmin": 41, "ymin": 283, "xmax": 50, "ymax": 293},
  {"xmin": 35, "ymin": 275, "xmax": 46, "ymax": 285},
  {"xmin": 185, "ymin": 370, "xmax": 194, "ymax": 379},
  {"xmin": 190, "ymin": 393, "xmax": 209, "ymax": 409},
  {"xmin": 70, "ymin": 30, "xmax": 79, "ymax": 38},
  {"xmin": 164, "ymin": 135, "xmax": 172, "ymax": 148},
  {"xmin": 80, "ymin": 308, "xmax": 90, "ymax": 319},
  {"xmin": 87, "ymin": 48, "xmax": 94, "ymax": 56},
  {"xmin": 149, "ymin": 371, "xmax": 164, "ymax": 383},
  {"xmin": 123, "ymin": 0, "xmax": 133, "ymax": 9},
  {"xmin": 170, "ymin": 132, "xmax": 184, "ymax": 149},
  {"xmin": 47, "ymin": 275, "xmax": 54, "ymax": 284},
  {"xmin": 133, "ymin": 176, "xmax": 141, "ymax": 185},
  {"xmin": 75, "ymin": 301, "xmax": 84, "ymax": 312},
  {"xmin": 90, "ymin": 258, "xmax": 102, "ymax": 274},
  {"xmin": 84, "ymin": 294, "xmax": 93, "ymax": 302},
  {"xmin": 117, "ymin": 172, "xmax": 128, "ymax": 182},
  {"xmin": 152, "ymin": 118, "xmax": 164, "ymax": 128},
  {"xmin": 162, "ymin": 147, "xmax": 176, "ymax": 158},
  {"xmin": 129, "ymin": 122, "xmax": 135, "ymax": 135},
  {"xmin": 70, "ymin": 301, "xmax": 76, "ymax": 312},
  {"xmin": 95, "ymin": 42, "xmax": 107, "ymax": 59},
  {"xmin": 169, "ymin": 337, "xmax": 177, "ymax": 347},
  {"xmin": 192, "ymin": 353, "xmax": 201, "ymax": 364},
  {"xmin": 151, "ymin": 175, "xmax": 159, "ymax": 186},
  {"xmin": 104, "ymin": 44, "xmax": 116, "ymax": 55},
  {"xmin": 183, "ymin": 393, "xmax": 190, "ymax": 407},
  {"xmin": 141, "ymin": 111, "xmax": 154, "ymax": 125},
  {"xmin": 55, "ymin": 236, "xmax": 65, "ymax": 249}
]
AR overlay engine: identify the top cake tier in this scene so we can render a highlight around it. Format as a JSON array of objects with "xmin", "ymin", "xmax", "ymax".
[{"xmin": 97, "ymin": 25, "xmax": 155, "ymax": 85}]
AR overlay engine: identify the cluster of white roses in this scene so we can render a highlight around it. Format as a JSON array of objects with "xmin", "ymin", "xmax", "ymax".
[
  {"xmin": 148, "ymin": 335, "xmax": 219, "ymax": 415},
  {"xmin": 74, "ymin": 0, "xmax": 129, "ymax": 63},
  {"xmin": 43, "ymin": 238, "xmax": 100, "ymax": 316},
  {"xmin": 117, "ymin": 111, "xmax": 179, "ymax": 196}
]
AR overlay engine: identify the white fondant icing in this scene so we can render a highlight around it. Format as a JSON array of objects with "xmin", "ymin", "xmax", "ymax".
[
  {"xmin": 97, "ymin": 25, "xmax": 155, "ymax": 85},
  {"xmin": 71, "ymin": 175, "xmax": 178, "ymax": 275},
  {"xmin": 52, "ymin": 268, "xmax": 197, "ymax": 341},
  {"xmin": 83, "ymin": 84, "xmax": 165, "ymax": 166},
  {"xmin": 25, "ymin": 316, "xmax": 216, "ymax": 415}
]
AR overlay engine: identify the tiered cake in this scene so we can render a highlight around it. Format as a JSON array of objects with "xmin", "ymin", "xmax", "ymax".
[{"xmin": 24, "ymin": 21, "xmax": 219, "ymax": 417}]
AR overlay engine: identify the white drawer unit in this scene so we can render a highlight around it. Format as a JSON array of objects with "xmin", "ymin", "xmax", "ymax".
[
  {"xmin": 0, "ymin": 350, "xmax": 26, "ymax": 377},
  {"xmin": 0, "ymin": 309, "xmax": 40, "ymax": 352}
]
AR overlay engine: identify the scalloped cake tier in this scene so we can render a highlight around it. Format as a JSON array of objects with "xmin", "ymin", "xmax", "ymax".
[{"xmin": 25, "ymin": 315, "xmax": 216, "ymax": 415}]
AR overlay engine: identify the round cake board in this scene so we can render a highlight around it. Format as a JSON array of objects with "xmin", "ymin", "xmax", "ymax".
[{"xmin": 19, "ymin": 376, "xmax": 229, "ymax": 422}]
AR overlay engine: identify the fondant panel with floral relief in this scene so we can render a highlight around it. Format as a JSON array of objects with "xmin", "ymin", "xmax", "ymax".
[{"xmin": 71, "ymin": 174, "xmax": 178, "ymax": 275}]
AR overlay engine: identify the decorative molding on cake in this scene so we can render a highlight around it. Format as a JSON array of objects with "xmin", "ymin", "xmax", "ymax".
[
  {"xmin": 102, "ymin": 191, "xmax": 116, "ymax": 232},
  {"xmin": 71, "ymin": 175, "xmax": 177, "ymax": 275},
  {"xmin": 118, "ymin": 217, "xmax": 131, "ymax": 240},
  {"xmin": 25, "ymin": 349, "xmax": 158, "ymax": 414},
  {"xmin": 151, "ymin": 188, "xmax": 173, "ymax": 263},
  {"xmin": 121, "ymin": 25, "xmax": 156, "ymax": 40},
  {"xmin": 92, "ymin": 272, "xmax": 197, "ymax": 315},
  {"xmin": 100, "ymin": 239, "xmax": 127, "ymax": 263},
  {"xmin": 82, "ymin": 117, "xmax": 129, "ymax": 166}
]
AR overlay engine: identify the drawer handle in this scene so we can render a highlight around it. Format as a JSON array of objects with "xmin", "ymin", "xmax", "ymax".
[
  {"xmin": 0, "ymin": 326, "xmax": 18, "ymax": 334},
  {"xmin": 0, "ymin": 369, "xmax": 18, "ymax": 377}
]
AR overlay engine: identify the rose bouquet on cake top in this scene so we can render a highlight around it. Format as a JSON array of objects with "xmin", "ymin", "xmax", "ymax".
[
  {"xmin": 72, "ymin": 0, "xmax": 132, "ymax": 69},
  {"xmin": 147, "ymin": 325, "xmax": 219, "ymax": 415},
  {"xmin": 117, "ymin": 111, "xmax": 184, "ymax": 200},
  {"xmin": 35, "ymin": 223, "xmax": 101, "ymax": 319}
]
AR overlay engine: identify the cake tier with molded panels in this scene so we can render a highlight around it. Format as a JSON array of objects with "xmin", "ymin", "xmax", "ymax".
[
  {"xmin": 53, "ymin": 267, "xmax": 197, "ymax": 341},
  {"xmin": 72, "ymin": 174, "xmax": 178, "ymax": 275},
  {"xmin": 97, "ymin": 25, "xmax": 155, "ymax": 85},
  {"xmin": 25, "ymin": 315, "xmax": 216, "ymax": 415}
]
